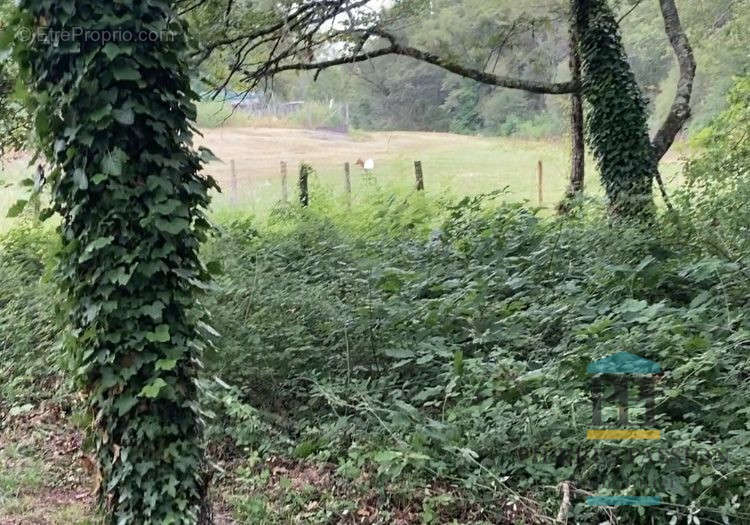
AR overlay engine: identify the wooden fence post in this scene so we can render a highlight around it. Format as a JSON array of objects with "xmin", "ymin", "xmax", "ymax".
[
  {"xmin": 250, "ymin": 169, "xmax": 257, "ymax": 212},
  {"xmin": 344, "ymin": 162, "xmax": 352, "ymax": 207},
  {"xmin": 414, "ymin": 160, "xmax": 424, "ymax": 191},
  {"xmin": 299, "ymin": 163, "xmax": 310, "ymax": 207},
  {"xmin": 281, "ymin": 161, "xmax": 288, "ymax": 203},
  {"xmin": 230, "ymin": 159, "xmax": 238, "ymax": 203},
  {"xmin": 537, "ymin": 160, "xmax": 544, "ymax": 206}
]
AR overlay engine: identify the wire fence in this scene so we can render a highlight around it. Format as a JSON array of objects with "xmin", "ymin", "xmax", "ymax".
[{"xmin": 203, "ymin": 155, "xmax": 577, "ymax": 215}]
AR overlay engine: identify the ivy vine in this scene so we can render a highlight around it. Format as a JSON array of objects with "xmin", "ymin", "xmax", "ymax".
[
  {"xmin": 575, "ymin": 0, "xmax": 657, "ymax": 217},
  {"xmin": 10, "ymin": 0, "xmax": 217, "ymax": 522}
]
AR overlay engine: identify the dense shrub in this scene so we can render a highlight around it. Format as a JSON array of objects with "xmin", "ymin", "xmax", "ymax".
[
  {"xmin": 4, "ymin": 190, "xmax": 747, "ymax": 524},
  {"xmin": 202, "ymin": 192, "xmax": 747, "ymax": 523},
  {"xmin": 677, "ymin": 75, "xmax": 750, "ymax": 261}
]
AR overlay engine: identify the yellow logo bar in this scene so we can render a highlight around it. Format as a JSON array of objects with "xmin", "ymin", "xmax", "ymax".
[{"xmin": 586, "ymin": 429, "xmax": 661, "ymax": 440}]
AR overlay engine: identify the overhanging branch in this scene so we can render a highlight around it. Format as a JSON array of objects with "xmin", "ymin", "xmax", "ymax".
[
  {"xmin": 244, "ymin": 27, "xmax": 577, "ymax": 95},
  {"xmin": 388, "ymin": 40, "xmax": 576, "ymax": 94}
]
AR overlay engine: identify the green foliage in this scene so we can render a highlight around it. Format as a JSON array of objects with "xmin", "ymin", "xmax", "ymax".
[
  {"xmin": 348, "ymin": 58, "xmax": 453, "ymax": 132},
  {"xmin": 678, "ymin": 75, "xmax": 750, "ymax": 265},
  {"xmin": 0, "ymin": 62, "xmax": 31, "ymax": 159},
  {"xmin": 0, "ymin": 224, "xmax": 60, "ymax": 407},
  {"xmin": 195, "ymin": 182, "xmax": 748, "ymax": 523},
  {"xmin": 619, "ymin": 0, "xmax": 750, "ymax": 133},
  {"xmin": 9, "ymin": 0, "xmax": 217, "ymax": 522},
  {"xmin": 576, "ymin": 0, "xmax": 656, "ymax": 216},
  {"xmin": 441, "ymin": 80, "xmax": 484, "ymax": 134},
  {"xmin": 0, "ymin": 0, "xmax": 32, "ymax": 159},
  {"xmin": 2, "ymin": 173, "xmax": 748, "ymax": 522}
]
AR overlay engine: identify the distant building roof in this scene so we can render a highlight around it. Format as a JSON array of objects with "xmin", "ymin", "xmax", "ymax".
[{"xmin": 586, "ymin": 352, "xmax": 661, "ymax": 375}]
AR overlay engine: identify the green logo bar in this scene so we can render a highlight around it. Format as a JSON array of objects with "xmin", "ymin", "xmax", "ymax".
[
  {"xmin": 586, "ymin": 352, "xmax": 661, "ymax": 375},
  {"xmin": 586, "ymin": 496, "xmax": 662, "ymax": 507}
]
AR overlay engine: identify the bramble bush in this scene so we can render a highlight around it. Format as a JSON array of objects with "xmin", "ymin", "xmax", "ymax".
[{"xmin": 200, "ymin": 189, "xmax": 747, "ymax": 523}]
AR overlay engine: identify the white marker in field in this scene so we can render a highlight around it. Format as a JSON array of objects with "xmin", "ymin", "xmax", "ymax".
[{"xmin": 356, "ymin": 158, "xmax": 375, "ymax": 173}]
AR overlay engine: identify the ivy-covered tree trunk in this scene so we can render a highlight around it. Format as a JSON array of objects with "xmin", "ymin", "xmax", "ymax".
[
  {"xmin": 574, "ymin": 0, "xmax": 657, "ymax": 217},
  {"xmin": 14, "ymin": 1, "xmax": 216, "ymax": 522}
]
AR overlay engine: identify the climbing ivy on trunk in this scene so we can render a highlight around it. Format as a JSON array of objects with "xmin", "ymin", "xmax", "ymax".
[
  {"xmin": 575, "ymin": 0, "xmax": 657, "ymax": 217},
  {"xmin": 11, "ymin": 0, "xmax": 217, "ymax": 522}
]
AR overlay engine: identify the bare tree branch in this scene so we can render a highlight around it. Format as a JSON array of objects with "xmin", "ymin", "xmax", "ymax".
[
  {"xmin": 199, "ymin": 0, "xmax": 578, "ymax": 96},
  {"xmin": 651, "ymin": 0, "xmax": 696, "ymax": 161},
  {"xmin": 617, "ymin": 0, "xmax": 645, "ymax": 25},
  {"xmin": 241, "ymin": 24, "xmax": 577, "ymax": 95},
  {"xmin": 387, "ymin": 37, "xmax": 576, "ymax": 94}
]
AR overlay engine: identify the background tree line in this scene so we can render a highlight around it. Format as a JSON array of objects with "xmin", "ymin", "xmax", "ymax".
[{"xmin": 201, "ymin": 0, "xmax": 746, "ymax": 138}]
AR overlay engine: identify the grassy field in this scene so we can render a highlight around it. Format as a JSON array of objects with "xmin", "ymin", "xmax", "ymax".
[
  {"xmin": 196, "ymin": 128, "xmax": 683, "ymax": 214},
  {"xmin": 1, "ymin": 128, "xmax": 688, "ymax": 230}
]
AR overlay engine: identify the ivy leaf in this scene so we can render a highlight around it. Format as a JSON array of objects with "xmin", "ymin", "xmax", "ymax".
[
  {"xmin": 73, "ymin": 168, "xmax": 88, "ymax": 190},
  {"xmin": 100, "ymin": 369, "xmax": 119, "ymax": 390},
  {"xmin": 7, "ymin": 199, "xmax": 28, "ymax": 218},
  {"xmin": 113, "ymin": 64, "xmax": 141, "ymax": 81},
  {"xmin": 155, "ymin": 359, "xmax": 177, "ymax": 371},
  {"xmin": 113, "ymin": 108, "xmax": 135, "ymax": 125},
  {"xmin": 102, "ymin": 42, "xmax": 129, "ymax": 61},
  {"xmin": 115, "ymin": 395, "xmax": 138, "ymax": 416},
  {"xmin": 102, "ymin": 149, "xmax": 126, "ymax": 176},
  {"xmin": 79, "ymin": 236, "xmax": 114, "ymax": 262},
  {"xmin": 90, "ymin": 104, "xmax": 112, "ymax": 122},
  {"xmin": 197, "ymin": 321, "xmax": 220, "ymax": 338},
  {"xmin": 139, "ymin": 301, "xmax": 165, "ymax": 320},
  {"xmin": 38, "ymin": 208, "xmax": 54, "ymax": 221},
  {"xmin": 155, "ymin": 217, "xmax": 190, "ymax": 235},
  {"xmin": 151, "ymin": 199, "xmax": 182, "ymax": 215},
  {"xmin": 146, "ymin": 324, "xmax": 170, "ymax": 343},
  {"xmin": 139, "ymin": 378, "xmax": 168, "ymax": 399},
  {"xmin": 198, "ymin": 147, "xmax": 219, "ymax": 163}
]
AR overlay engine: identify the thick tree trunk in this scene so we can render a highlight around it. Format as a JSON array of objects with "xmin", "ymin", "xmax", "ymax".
[
  {"xmin": 559, "ymin": 3, "xmax": 586, "ymax": 214},
  {"xmin": 16, "ymin": 1, "xmax": 215, "ymax": 522},
  {"xmin": 569, "ymin": 90, "xmax": 585, "ymax": 195},
  {"xmin": 651, "ymin": 0, "xmax": 696, "ymax": 161},
  {"xmin": 575, "ymin": 0, "xmax": 657, "ymax": 218},
  {"xmin": 651, "ymin": 0, "xmax": 696, "ymax": 210}
]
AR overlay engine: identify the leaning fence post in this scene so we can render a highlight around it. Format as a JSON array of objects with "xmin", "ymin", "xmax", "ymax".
[
  {"xmin": 250, "ymin": 169, "xmax": 257, "ymax": 212},
  {"xmin": 344, "ymin": 162, "xmax": 352, "ymax": 207},
  {"xmin": 537, "ymin": 160, "xmax": 544, "ymax": 206},
  {"xmin": 280, "ymin": 161, "xmax": 288, "ymax": 203},
  {"xmin": 299, "ymin": 163, "xmax": 310, "ymax": 207},
  {"xmin": 230, "ymin": 159, "xmax": 238, "ymax": 203},
  {"xmin": 414, "ymin": 160, "xmax": 424, "ymax": 191}
]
